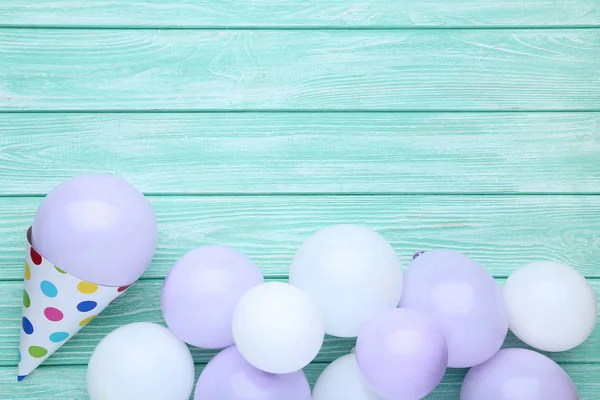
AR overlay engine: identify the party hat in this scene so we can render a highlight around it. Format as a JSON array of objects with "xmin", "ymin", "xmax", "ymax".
[{"xmin": 18, "ymin": 229, "xmax": 130, "ymax": 381}]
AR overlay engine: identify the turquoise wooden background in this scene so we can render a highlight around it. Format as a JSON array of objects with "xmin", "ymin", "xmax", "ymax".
[{"xmin": 0, "ymin": 1, "xmax": 599, "ymax": 398}]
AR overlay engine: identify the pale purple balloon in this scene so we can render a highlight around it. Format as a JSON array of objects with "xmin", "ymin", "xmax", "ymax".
[
  {"xmin": 461, "ymin": 348, "xmax": 579, "ymax": 400},
  {"xmin": 32, "ymin": 174, "xmax": 157, "ymax": 286},
  {"xmin": 400, "ymin": 250, "xmax": 509, "ymax": 368},
  {"xmin": 356, "ymin": 308, "xmax": 448, "ymax": 400},
  {"xmin": 194, "ymin": 345, "xmax": 311, "ymax": 400},
  {"xmin": 161, "ymin": 246, "xmax": 263, "ymax": 349}
]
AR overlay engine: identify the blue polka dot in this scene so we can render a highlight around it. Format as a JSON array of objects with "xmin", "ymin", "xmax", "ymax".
[
  {"xmin": 49, "ymin": 332, "xmax": 69, "ymax": 343},
  {"xmin": 40, "ymin": 281, "xmax": 58, "ymax": 298},
  {"xmin": 76, "ymin": 301, "xmax": 97, "ymax": 312},
  {"xmin": 17, "ymin": 375, "xmax": 26, "ymax": 382},
  {"xmin": 22, "ymin": 317, "xmax": 34, "ymax": 335}
]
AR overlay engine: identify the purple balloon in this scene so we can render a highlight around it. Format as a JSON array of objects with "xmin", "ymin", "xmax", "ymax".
[
  {"xmin": 356, "ymin": 308, "xmax": 448, "ymax": 400},
  {"xmin": 194, "ymin": 346, "xmax": 311, "ymax": 400},
  {"xmin": 161, "ymin": 246, "xmax": 263, "ymax": 349},
  {"xmin": 32, "ymin": 174, "xmax": 157, "ymax": 286},
  {"xmin": 461, "ymin": 348, "xmax": 579, "ymax": 400},
  {"xmin": 400, "ymin": 250, "xmax": 509, "ymax": 368}
]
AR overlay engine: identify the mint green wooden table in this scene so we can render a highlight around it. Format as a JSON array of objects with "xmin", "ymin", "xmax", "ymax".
[{"xmin": 1, "ymin": 1, "xmax": 599, "ymax": 398}]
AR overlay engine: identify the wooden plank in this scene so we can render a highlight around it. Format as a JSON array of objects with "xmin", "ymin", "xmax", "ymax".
[
  {"xmin": 0, "ymin": 279, "xmax": 598, "ymax": 367},
  {"xmin": 1, "ymin": 195, "xmax": 599, "ymax": 280},
  {"xmin": 1, "ymin": 112, "xmax": 599, "ymax": 195},
  {"xmin": 1, "ymin": 0, "xmax": 599, "ymax": 28},
  {"xmin": 1, "ymin": 363, "xmax": 600, "ymax": 399},
  {"xmin": 1, "ymin": 29, "xmax": 599, "ymax": 111}
]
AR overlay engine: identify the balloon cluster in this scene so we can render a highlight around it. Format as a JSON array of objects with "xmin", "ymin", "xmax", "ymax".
[
  {"xmin": 22, "ymin": 174, "xmax": 596, "ymax": 398},
  {"xmin": 84, "ymin": 222, "xmax": 597, "ymax": 400}
]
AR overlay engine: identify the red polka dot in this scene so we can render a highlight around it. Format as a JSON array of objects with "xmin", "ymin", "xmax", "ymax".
[
  {"xmin": 30, "ymin": 248, "xmax": 42, "ymax": 265},
  {"xmin": 44, "ymin": 307, "xmax": 64, "ymax": 322},
  {"xmin": 117, "ymin": 285, "xmax": 131, "ymax": 292}
]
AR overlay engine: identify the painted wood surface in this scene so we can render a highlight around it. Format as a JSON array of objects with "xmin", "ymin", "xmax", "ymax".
[
  {"xmin": 1, "ymin": 195, "xmax": 599, "ymax": 280},
  {"xmin": 1, "ymin": 0, "xmax": 599, "ymax": 398},
  {"xmin": 3, "ymin": 363, "xmax": 600, "ymax": 399},
  {"xmin": 1, "ymin": 0, "xmax": 599, "ymax": 28},
  {"xmin": 1, "ymin": 278, "xmax": 598, "ymax": 367},
  {"xmin": 1, "ymin": 112, "xmax": 599, "ymax": 195},
  {"xmin": 1, "ymin": 29, "xmax": 599, "ymax": 111}
]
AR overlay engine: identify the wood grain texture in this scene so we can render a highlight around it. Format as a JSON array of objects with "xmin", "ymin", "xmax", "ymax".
[
  {"xmin": 1, "ymin": 112, "xmax": 599, "ymax": 195},
  {"xmin": 2, "ymin": 363, "xmax": 600, "ymax": 400},
  {"xmin": 2, "ymin": 0, "xmax": 599, "ymax": 28},
  {"xmin": 2, "ymin": 1, "xmax": 600, "ymax": 397},
  {"xmin": 0, "ymin": 195, "xmax": 599, "ymax": 280},
  {"xmin": 0, "ymin": 278, "xmax": 598, "ymax": 367},
  {"xmin": 1, "ymin": 29, "xmax": 599, "ymax": 111}
]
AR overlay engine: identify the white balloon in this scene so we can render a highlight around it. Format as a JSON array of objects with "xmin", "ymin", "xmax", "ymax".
[
  {"xmin": 504, "ymin": 261, "xmax": 597, "ymax": 352},
  {"xmin": 313, "ymin": 353, "xmax": 383, "ymax": 400},
  {"xmin": 232, "ymin": 281, "xmax": 325, "ymax": 374},
  {"xmin": 87, "ymin": 322, "xmax": 195, "ymax": 400},
  {"xmin": 289, "ymin": 225, "xmax": 403, "ymax": 337}
]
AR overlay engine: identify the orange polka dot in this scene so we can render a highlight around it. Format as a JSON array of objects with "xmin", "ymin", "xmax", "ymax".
[{"xmin": 77, "ymin": 281, "xmax": 98, "ymax": 294}]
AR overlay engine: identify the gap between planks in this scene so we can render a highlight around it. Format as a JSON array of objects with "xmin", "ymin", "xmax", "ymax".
[
  {"xmin": 2, "ymin": 193, "xmax": 600, "ymax": 198},
  {"xmin": 2, "ymin": 110, "xmax": 600, "ymax": 114},
  {"xmin": 1, "ymin": 26, "xmax": 600, "ymax": 30}
]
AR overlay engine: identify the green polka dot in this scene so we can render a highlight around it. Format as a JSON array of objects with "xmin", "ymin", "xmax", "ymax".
[
  {"xmin": 28, "ymin": 346, "xmax": 48, "ymax": 358},
  {"xmin": 54, "ymin": 266, "xmax": 66, "ymax": 274},
  {"xmin": 23, "ymin": 290, "xmax": 30, "ymax": 308}
]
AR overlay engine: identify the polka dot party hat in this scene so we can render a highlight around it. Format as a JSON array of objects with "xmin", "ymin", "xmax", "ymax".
[{"xmin": 18, "ymin": 229, "xmax": 131, "ymax": 381}]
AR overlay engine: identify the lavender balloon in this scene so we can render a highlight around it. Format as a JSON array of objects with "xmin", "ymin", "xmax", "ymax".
[
  {"xmin": 194, "ymin": 346, "xmax": 311, "ymax": 400},
  {"xmin": 400, "ymin": 250, "xmax": 509, "ymax": 368},
  {"xmin": 32, "ymin": 174, "xmax": 157, "ymax": 286},
  {"xmin": 161, "ymin": 246, "xmax": 263, "ymax": 349},
  {"xmin": 356, "ymin": 308, "xmax": 448, "ymax": 400},
  {"xmin": 461, "ymin": 348, "xmax": 579, "ymax": 400}
]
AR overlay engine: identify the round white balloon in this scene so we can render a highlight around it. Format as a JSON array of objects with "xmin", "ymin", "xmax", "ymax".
[
  {"xmin": 504, "ymin": 261, "xmax": 597, "ymax": 352},
  {"xmin": 87, "ymin": 322, "xmax": 195, "ymax": 400},
  {"xmin": 313, "ymin": 353, "xmax": 383, "ymax": 400},
  {"xmin": 232, "ymin": 281, "xmax": 325, "ymax": 374},
  {"xmin": 289, "ymin": 225, "xmax": 403, "ymax": 337}
]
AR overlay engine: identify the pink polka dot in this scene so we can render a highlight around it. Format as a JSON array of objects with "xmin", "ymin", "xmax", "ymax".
[{"xmin": 44, "ymin": 307, "xmax": 64, "ymax": 322}]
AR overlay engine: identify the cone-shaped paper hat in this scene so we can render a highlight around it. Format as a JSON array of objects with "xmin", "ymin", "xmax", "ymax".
[{"xmin": 18, "ymin": 229, "xmax": 130, "ymax": 380}]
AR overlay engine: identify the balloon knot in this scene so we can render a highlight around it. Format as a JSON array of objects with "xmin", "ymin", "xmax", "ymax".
[{"xmin": 413, "ymin": 250, "xmax": 426, "ymax": 259}]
